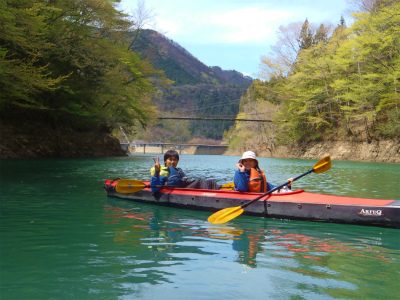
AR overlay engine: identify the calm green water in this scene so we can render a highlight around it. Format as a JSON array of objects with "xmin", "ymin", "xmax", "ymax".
[{"xmin": 0, "ymin": 155, "xmax": 399, "ymax": 300}]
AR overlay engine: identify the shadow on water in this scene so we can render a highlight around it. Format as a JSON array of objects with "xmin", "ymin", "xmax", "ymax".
[{"xmin": 105, "ymin": 197, "xmax": 400, "ymax": 299}]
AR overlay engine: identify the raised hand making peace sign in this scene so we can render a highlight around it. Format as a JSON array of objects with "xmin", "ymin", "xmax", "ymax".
[{"xmin": 153, "ymin": 156, "xmax": 161, "ymax": 172}]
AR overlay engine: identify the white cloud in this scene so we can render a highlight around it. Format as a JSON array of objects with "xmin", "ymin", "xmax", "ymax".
[
  {"xmin": 156, "ymin": 19, "xmax": 179, "ymax": 36},
  {"xmin": 208, "ymin": 7, "xmax": 294, "ymax": 44},
  {"xmin": 119, "ymin": 0, "xmax": 350, "ymax": 76},
  {"xmin": 152, "ymin": 7, "xmax": 293, "ymax": 46}
]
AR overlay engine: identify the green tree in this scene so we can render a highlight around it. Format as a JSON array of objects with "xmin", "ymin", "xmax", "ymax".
[
  {"xmin": 334, "ymin": 1, "xmax": 400, "ymax": 138},
  {"xmin": 0, "ymin": 1, "xmax": 67, "ymax": 108},
  {"xmin": 278, "ymin": 25, "xmax": 350, "ymax": 141},
  {"xmin": 298, "ymin": 19, "xmax": 314, "ymax": 50},
  {"xmin": 0, "ymin": 0, "xmax": 171, "ymax": 131},
  {"xmin": 259, "ymin": 0, "xmax": 399, "ymax": 143},
  {"xmin": 314, "ymin": 24, "xmax": 329, "ymax": 44},
  {"xmin": 339, "ymin": 15, "xmax": 346, "ymax": 27}
]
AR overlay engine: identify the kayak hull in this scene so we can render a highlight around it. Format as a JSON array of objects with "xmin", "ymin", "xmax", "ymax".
[{"xmin": 103, "ymin": 179, "xmax": 400, "ymax": 228}]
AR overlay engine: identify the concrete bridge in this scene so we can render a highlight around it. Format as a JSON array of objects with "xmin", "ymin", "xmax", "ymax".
[
  {"xmin": 127, "ymin": 142, "xmax": 229, "ymax": 155},
  {"xmin": 118, "ymin": 116, "xmax": 268, "ymax": 155}
]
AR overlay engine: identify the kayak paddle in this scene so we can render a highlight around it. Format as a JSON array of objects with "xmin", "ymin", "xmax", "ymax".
[
  {"xmin": 116, "ymin": 179, "xmax": 234, "ymax": 194},
  {"xmin": 220, "ymin": 182, "xmax": 235, "ymax": 190},
  {"xmin": 207, "ymin": 156, "xmax": 332, "ymax": 224},
  {"xmin": 116, "ymin": 179, "xmax": 149, "ymax": 193}
]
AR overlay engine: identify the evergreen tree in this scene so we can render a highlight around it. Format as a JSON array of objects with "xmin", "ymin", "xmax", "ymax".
[
  {"xmin": 298, "ymin": 19, "xmax": 314, "ymax": 50},
  {"xmin": 314, "ymin": 24, "xmax": 329, "ymax": 44},
  {"xmin": 339, "ymin": 15, "xmax": 346, "ymax": 27}
]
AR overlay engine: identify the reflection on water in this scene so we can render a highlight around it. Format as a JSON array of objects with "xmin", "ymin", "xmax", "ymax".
[
  {"xmin": 103, "ymin": 198, "xmax": 399, "ymax": 300},
  {"xmin": 1, "ymin": 156, "xmax": 399, "ymax": 300}
]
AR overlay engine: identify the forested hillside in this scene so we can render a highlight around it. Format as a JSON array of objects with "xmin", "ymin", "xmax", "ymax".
[
  {"xmin": 0, "ymin": 0, "xmax": 252, "ymax": 158},
  {"xmin": 225, "ymin": 0, "xmax": 399, "ymax": 153},
  {"xmin": 2, "ymin": 0, "xmax": 397, "ymax": 160},
  {"xmin": 131, "ymin": 29, "xmax": 252, "ymax": 142},
  {"xmin": 134, "ymin": 29, "xmax": 253, "ymax": 86},
  {"xmin": 161, "ymin": 84, "xmax": 247, "ymax": 140},
  {"xmin": 0, "ymin": 0, "xmax": 170, "ymax": 158}
]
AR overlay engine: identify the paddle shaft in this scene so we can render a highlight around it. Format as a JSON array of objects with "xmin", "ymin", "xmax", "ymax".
[
  {"xmin": 142, "ymin": 184, "xmax": 232, "ymax": 190},
  {"xmin": 241, "ymin": 168, "xmax": 315, "ymax": 208}
]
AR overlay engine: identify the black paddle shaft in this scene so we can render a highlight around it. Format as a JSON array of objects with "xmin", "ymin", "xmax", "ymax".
[
  {"xmin": 146, "ymin": 184, "xmax": 230, "ymax": 190},
  {"xmin": 241, "ymin": 169, "xmax": 315, "ymax": 208}
]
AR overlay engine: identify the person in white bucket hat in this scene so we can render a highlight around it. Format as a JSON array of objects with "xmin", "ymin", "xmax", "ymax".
[{"xmin": 234, "ymin": 151, "xmax": 293, "ymax": 193}]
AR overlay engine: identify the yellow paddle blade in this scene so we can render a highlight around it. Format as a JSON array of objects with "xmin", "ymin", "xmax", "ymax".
[
  {"xmin": 208, "ymin": 206, "xmax": 244, "ymax": 224},
  {"xmin": 313, "ymin": 156, "xmax": 331, "ymax": 174},
  {"xmin": 220, "ymin": 182, "xmax": 234, "ymax": 190},
  {"xmin": 116, "ymin": 179, "xmax": 146, "ymax": 194}
]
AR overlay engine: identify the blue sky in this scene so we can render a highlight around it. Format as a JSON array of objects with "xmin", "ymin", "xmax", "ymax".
[{"xmin": 119, "ymin": 0, "xmax": 352, "ymax": 78}]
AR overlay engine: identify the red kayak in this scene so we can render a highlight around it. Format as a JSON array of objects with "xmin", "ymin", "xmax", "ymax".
[{"xmin": 103, "ymin": 179, "xmax": 400, "ymax": 228}]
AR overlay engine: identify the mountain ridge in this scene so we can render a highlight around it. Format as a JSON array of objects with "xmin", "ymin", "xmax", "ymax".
[
  {"xmin": 136, "ymin": 29, "xmax": 253, "ymax": 86},
  {"xmin": 129, "ymin": 29, "xmax": 253, "ymax": 141}
]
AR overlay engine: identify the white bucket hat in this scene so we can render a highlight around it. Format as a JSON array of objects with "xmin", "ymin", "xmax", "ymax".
[{"xmin": 238, "ymin": 151, "xmax": 259, "ymax": 167}]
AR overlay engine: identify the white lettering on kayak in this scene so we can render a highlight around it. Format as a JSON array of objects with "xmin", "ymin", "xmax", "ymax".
[
  {"xmin": 202, "ymin": 193, "xmax": 217, "ymax": 196},
  {"xmin": 358, "ymin": 209, "xmax": 383, "ymax": 216}
]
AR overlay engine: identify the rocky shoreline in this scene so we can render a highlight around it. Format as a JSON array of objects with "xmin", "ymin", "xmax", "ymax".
[
  {"xmin": 0, "ymin": 124, "xmax": 126, "ymax": 159},
  {"xmin": 1, "ymin": 123, "xmax": 398, "ymax": 163},
  {"xmin": 225, "ymin": 139, "xmax": 400, "ymax": 164}
]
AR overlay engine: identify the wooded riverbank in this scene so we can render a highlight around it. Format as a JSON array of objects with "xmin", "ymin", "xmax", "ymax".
[
  {"xmin": 0, "ymin": 124, "xmax": 125, "ymax": 159},
  {"xmin": 1, "ymin": 122, "xmax": 398, "ymax": 163}
]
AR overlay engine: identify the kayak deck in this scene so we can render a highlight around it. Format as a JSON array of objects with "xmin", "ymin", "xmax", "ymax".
[{"xmin": 104, "ymin": 179, "xmax": 400, "ymax": 228}]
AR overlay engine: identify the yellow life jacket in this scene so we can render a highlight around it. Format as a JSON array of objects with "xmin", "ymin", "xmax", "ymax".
[
  {"xmin": 151, "ymin": 166, "xmax": 169, "ymax": 177},
  {"xmin": 248, "ymin": 168, "xmax": 267, "ymax": 193}
]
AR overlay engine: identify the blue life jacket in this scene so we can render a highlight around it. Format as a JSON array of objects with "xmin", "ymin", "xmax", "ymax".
[{"xmin": 166, "ymin": 167, "xmax": 185, "ymax": 187}]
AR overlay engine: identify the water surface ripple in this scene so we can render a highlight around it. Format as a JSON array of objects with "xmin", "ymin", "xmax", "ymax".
[{"xmin": 0, "ymin": 155, "xmax": 399, "ymax": 300}]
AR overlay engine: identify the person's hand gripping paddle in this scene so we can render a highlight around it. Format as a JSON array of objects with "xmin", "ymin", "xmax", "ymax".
[{"xmin": 207, "ymin": 156, "xmax": 332, "ymax": 224}]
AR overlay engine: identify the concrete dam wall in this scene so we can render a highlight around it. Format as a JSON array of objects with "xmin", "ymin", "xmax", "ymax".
[{"xmin": 194, "ymin": 145, "xmax": 228, "ymax": 155}]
